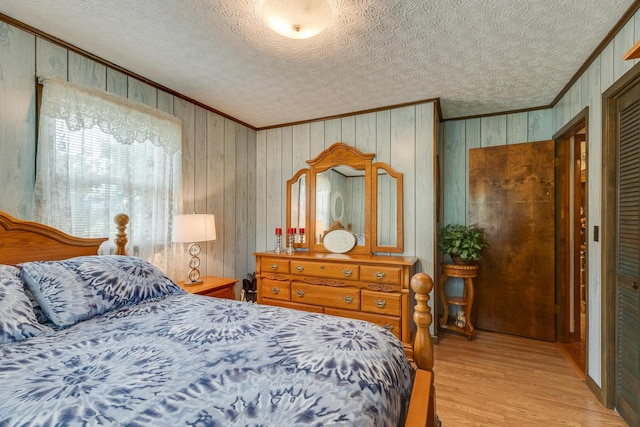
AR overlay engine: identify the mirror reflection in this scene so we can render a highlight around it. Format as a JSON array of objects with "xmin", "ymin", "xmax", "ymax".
[
  {"xmin": 287, "ymin": 169, "xmax": 309, "ymax": 248},
  {"xmin": 372, "ymin": 162, "xmax": 403, "ymax": 253},
  {"xmin": 290, "ymin": 174, "xmax": 306, "ymax": 231},
  {"xmin": 377, "ymin": 171, "xmax": 397, "ymax": 247},
  {"xmin": 315, "ymin": 166, "xmax": 365, "ymax": 246}
]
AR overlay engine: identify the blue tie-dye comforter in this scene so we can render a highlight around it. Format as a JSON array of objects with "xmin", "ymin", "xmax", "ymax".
[{"xmin": 0, "ymin": 294, "xmax": 414, "ymax": 426}]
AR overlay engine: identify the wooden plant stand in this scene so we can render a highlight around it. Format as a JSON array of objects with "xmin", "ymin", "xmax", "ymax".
[{"xmin": 438, "ymin": 263, "xmax": 479, "ymax": 339}]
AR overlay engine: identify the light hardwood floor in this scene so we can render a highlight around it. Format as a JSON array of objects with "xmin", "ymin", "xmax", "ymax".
[{"xmin": 433, "ymin": 330, "xmax": 628, "ymax": 426}]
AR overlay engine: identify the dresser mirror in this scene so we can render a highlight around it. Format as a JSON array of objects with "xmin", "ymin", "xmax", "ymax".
[
  {"xmin": 286, "ymin": 169, "xmax": 310, "ymax": 249},
  {"xmin": 372, "ymin": 163, "xmax": 403, "ymax": 252},
  {"xmin": 315, "ymin": 165, "xmax": 366, "ymax": 247},
  {"xmin": 286, "ymin": 142, "xmax": 404, "ymax": 254}
]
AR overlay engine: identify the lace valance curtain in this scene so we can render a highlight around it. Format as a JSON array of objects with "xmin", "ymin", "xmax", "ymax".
[
  {"xmin": 35, "ymin": 78, "xmax": 183, "ymax": 276},
  {"xmin": 38, "ymin": 77, "xmax": 182, "ymax": 155}
]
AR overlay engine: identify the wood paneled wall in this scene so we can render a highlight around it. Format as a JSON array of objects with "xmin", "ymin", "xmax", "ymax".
[
  {"xmin": 442, "ymin": 110, "xmax": 554, "ymax": 227},
  {"xmin": 5, "ymin": 4, "xmax": 639, "ymax": 367},
  {"xmin": 441, "ymin": 111, "xmax": 554, "ymax": 343},
  {"xmin": 441, "ymin": 7, "xmax": 640, "ymax": 390},
  {"xmin": 0, "ymin": 21, "xmax": 36, "ymax": 221},
  {"xmin": 551, "ymin": 10, "xmax": 640, "ymax": 388},
  {"xmin": 0, "ymin": 21, "xmax": 257, "ymax": 287},
  {"xmin": 255, "ymin": 104, "xmax": 439, "ymax": 327}
]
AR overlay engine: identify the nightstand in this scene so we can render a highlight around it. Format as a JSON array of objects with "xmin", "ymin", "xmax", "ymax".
[{"xmin": 177, "ymin": 276, "xmax": 238, "ymax": 300}]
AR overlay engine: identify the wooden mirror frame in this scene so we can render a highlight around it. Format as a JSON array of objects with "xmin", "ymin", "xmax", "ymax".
[
  {"xmin": 308, "ymin": 143, "xmax": 373, "ymax": 254},
  {"xmin": 286, "ymin": 142, "xmax": 404, "ymax": 254},
  {"xmin": 286, "ymin": 168, "xmax": 310, "ymax": 249},
  {"xmin": 372, "ymin": 162, "xmax": 404, "ymax": 253}
]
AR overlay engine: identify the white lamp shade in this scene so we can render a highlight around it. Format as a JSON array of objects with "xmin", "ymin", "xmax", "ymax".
[
  {"xmin": 261, "ymin": 0, "xmax": 333, "ymax": 39},
  {"xmin": 172, "ymin": 214, "xmax": 216, "ymax": 243}
]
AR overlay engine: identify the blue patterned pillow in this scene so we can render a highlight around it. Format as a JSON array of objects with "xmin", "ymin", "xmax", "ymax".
[
  {"xmin": 0, "ymin": 265, "xmax": 53, "ymax": 344},
  {"xmin": 20, "ymin": 256, "xmax": 184, "ymax": 328}
]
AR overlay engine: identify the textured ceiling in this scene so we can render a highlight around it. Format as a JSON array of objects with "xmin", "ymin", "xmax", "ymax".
[{"xmin": 0, "ymin": 0, "xmax": 635, "ymax": 128}]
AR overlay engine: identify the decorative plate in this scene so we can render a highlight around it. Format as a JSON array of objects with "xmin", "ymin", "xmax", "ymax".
[{"xmin": 323, "ymin": 229, "xmax": 357, "ymax": 254}]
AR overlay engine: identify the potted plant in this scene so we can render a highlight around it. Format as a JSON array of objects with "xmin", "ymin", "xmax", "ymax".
[{"xmin": 437, "ymin": 224, "xmax": 486, "ymax": 264}]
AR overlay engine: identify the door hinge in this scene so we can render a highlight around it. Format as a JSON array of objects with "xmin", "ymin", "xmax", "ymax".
[{"xmin": 554, "ymin": 157, "xmax": 560, "ymax": 167}]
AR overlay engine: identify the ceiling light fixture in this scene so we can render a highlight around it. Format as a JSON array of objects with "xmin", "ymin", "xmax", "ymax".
[{"xmin": 261, "ymin": 0, "xmax": 333, "ymax": 39}]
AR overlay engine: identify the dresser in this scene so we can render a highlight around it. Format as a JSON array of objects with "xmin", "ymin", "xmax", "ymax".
[{"xmin": 255, "ymin": 251, "xmax": 418, "ymax": 357}]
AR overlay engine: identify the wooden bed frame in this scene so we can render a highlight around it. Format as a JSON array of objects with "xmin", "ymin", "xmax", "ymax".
[{"xmin": 0, "ymin": 211, "xmax": 438, "ymax": 427}]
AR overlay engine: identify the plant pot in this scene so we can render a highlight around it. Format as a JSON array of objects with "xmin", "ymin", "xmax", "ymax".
[{"xmin": 451, "ymin": 254, "xmax": 472, "ymax": 265}]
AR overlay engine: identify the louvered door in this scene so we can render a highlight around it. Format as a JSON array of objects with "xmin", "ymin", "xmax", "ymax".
[{"xmin": 616, "ymin": 92, "xmax": 640, "ymax": 427}]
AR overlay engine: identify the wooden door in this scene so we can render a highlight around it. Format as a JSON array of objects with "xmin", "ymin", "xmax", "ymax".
[
  {"xmin": 615, "ymin": 87, "xmax": 640, "ymax": 426},
  {"xmin": 469, "ymin": 141, "xmax": 555, "ymax": 341}
]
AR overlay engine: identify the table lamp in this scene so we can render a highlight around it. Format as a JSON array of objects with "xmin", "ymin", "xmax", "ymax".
[{"xmin": 172, "ymin": 213, "xmax": 216, "ymax": 285}]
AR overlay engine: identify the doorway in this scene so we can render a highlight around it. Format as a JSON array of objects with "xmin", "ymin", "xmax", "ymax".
[{"xmin": 554, "ymin": 109, "xmax": 588, "ymax": 376}]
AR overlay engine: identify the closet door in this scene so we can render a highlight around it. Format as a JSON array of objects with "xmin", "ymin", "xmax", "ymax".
[{"xmin": 616, "ymin": 90, "xmax": 640, "ymax": 427}]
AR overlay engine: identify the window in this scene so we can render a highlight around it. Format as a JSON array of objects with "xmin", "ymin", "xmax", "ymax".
[{"xmin": 35, "ymin": 78, "xmax": 182, "ymax": 274}]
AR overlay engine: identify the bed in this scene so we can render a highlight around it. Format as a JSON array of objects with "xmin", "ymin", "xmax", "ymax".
[{"xmin": 0, "ymin": 211, "xmax": 437, "ymax": 426}]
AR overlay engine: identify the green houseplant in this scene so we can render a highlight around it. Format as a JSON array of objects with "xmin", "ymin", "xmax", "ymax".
[{"xmin": 437, "ymin": 224, "xmax": 486, "ymax": 264}]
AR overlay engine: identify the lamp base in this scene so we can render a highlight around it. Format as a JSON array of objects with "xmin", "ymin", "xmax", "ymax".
[
  {"xmin": 186, "ymin": 242, "xmax": 202, "ymax": 284},
  {"xmin": 183, "ymin": 279, "xmax": 203, "ymax": 286}
]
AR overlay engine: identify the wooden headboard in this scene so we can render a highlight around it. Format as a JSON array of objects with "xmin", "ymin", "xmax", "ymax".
[{"xmin": 0, "ymin": 211, "xmax": 128, "ymax": 264}]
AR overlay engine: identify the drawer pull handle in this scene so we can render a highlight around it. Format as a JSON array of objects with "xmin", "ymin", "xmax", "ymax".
[
  {"xmin": 296, "ymin": 265, "xmax": 304, "ymax": 272},
  {"xmin": 375, "ymin": 272, "xmax": 386, "ymax": 279},
  {"xmin": 271, "ymin": 263, "xmax": 279, "ymax": 270},
  {"xmin": 375, "ymin": 299, "xmax": 386, "ymax": 308},
  {"xmin": 343, "ymin": 269, "xmax": 353, "ymax": 277},
  {"xmin": 271, "ymin": 287, "xmax": 280, "ymax": 294},
  {"xmin": 382, "ymin": 323, "xmax": 394, "ymax": 331},
  {"xmin": 296, "ymin": 290, "xmax": 306, "ymax": 297},
  {"xmin": 344, "ymin": 295, "xmax": 354, "ymax": 303}
]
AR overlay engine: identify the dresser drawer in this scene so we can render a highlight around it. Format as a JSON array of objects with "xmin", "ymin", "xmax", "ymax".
[
  {"xmin": 361, "ymin": 290, "xmax": 401, "ymax": 316},
  {"xmin": 264, "ymin": 299, "xmax": 324, "ymax": 314},
  {"xmin": 261, "ymin": 278, "xmax": 290, "ymax": 301},
  {"xmin": 290, "ymin": 261, "xmax": 359, "ymax": 281},
  {"xmin": 291, "ymin": 282, "xmax": 360, "ymax": 311},
  {"xmin": 261, "ymin": 258, "xmax": 290, "ymax": 274},
  {"xmin": 360, "ymin": 265, "xmax": 402, "ymax": 285},
  {"xmin": 325, "ymin": 308, "xmax": 401, "ymax": 340}
]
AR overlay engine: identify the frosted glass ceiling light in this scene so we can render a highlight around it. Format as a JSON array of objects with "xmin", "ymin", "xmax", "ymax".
[{"xmin": 261, "ymin": 0, "xmax": 333, "ymax": 39}]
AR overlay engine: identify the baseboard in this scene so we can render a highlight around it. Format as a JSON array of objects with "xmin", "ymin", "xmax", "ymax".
[
  {"xmin": 555, "ymin": 342, "xmax": 585, "ymax": 380},
  {"xmin": 585, "ymin": 374, "xmax": 608, "ymax": 408}
]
